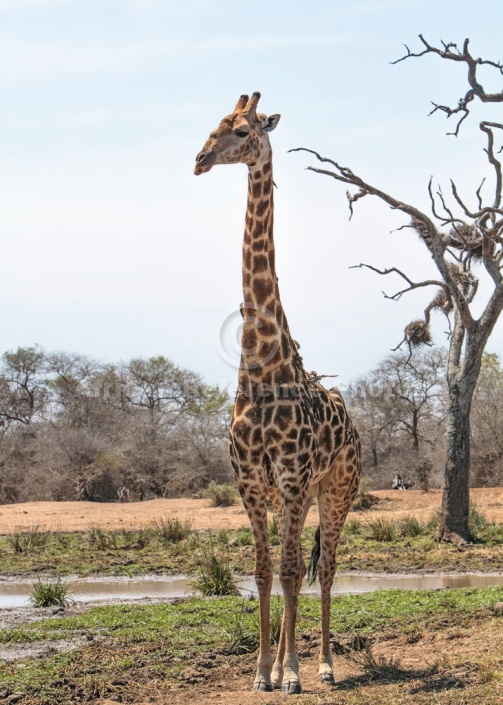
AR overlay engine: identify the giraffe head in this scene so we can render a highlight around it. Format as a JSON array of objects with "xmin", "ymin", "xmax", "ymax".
[{"xmin": 194, "ymin": 92, "xmax": 280, "ymax": 175}]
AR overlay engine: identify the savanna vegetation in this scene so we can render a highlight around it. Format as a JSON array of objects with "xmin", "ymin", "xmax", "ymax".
[
  {"xmin": 0, "ymin": 346, "xmax": 233, "ymax": 504},
  {"xmin": 2, "ymin": 345, "xmax": 503, "ymax": 506}
]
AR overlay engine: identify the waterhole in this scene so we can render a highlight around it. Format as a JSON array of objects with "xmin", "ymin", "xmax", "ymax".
[{"xmin": 2, "ymin": 572, "xmax": 503, "ymax": 610}]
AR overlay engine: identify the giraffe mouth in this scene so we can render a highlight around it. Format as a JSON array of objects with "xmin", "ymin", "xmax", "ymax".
[
  {"xmin": 194, "ymin": 151, "xmax": 216, "ymax": 175},
  {"xmin": 194, "ymin": 162, "xmax": 212, "ymax": 175}
]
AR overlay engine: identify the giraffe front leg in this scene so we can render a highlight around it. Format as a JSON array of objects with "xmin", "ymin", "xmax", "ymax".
[
  {"xmin": 270, "ymin": 611, "xmax": 285, "ymax": 689},
  {"xmin": 271, "ymin": 496, "xmax": 310, "ymax": 690},
  {"xmin": 247, "ymin": 505, "xmax": 274, "ymax": 692},
  {"xmin": 278, "ymin": 500, "xmax": 310, "ymax": 694},
  {"xmin": 253, "ymin": 558, "xmax": 274, "ymax": 692}
]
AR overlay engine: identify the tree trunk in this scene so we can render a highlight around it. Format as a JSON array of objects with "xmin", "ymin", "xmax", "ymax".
[{"xmin": 439, "ymin": 385, "xmax": 472, "ymax": 543}]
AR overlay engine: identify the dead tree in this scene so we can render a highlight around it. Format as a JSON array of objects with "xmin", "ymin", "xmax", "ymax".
[{"xmin": 292, "ymin": 36, "xmax": 503, "ymax": 544}]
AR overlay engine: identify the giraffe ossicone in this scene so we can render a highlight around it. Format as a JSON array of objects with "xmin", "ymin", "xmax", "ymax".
[{"xmin": 195, "ymin": 91, "xmax": 361, "ymax": 694}]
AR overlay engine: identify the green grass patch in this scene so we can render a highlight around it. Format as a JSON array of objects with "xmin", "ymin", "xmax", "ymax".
[
  {"xmin": 3, "ymin": 586, "xmax": 503, "ymax": 647},
  {"xmin": 1, "ymin": 587, "xmax": 503, "ymax": 704}
]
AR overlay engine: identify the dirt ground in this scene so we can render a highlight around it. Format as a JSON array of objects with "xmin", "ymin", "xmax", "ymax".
[
  {"xmin": 91, "ymin": 616, "xmax": 503, "ymax": 705},
  {"xmin": 1, "ymin": 488, "xmax": 503, "ymax": 534}
]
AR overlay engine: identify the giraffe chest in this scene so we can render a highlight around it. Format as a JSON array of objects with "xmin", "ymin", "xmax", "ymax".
[{"xmin": 229, "ymin": 392, "xmax": 348, "ymax": 483}]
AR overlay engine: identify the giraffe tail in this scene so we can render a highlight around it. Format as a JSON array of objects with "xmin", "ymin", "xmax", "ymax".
[{"xmin": 307, "ymin": 525, "xmax": 321, "ymax": 585}]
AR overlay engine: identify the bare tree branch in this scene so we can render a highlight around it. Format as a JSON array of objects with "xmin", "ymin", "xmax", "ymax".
[
  {"xmin": 479, "ymin": 121, "xmax": 503, "ymax": 209},
  {"xmin": 392, "ymin": 35, "xmax": 503, "ymax": 136},
  {"xmin": 291, "ymin": 147, "xmax": 475, "ymax": 329},
  {"xmin": 349, "ymin": 263, "xmax": 447, "ymax": 301}
]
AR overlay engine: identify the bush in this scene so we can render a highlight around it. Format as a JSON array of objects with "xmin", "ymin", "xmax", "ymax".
[
  {"xmin": 204, "ymin": 481, "xmax": 238, "ymax": 507},
  {"xmin": 268, "ymin": 515, "xmax": 280, "ymax": 545},
  {"xmin": 469, "ymin": 505, "xmax": 490, "ymax": 534},
  {"xmin": 234, "ymin": 528, "xmax": 253, "ymax": 546}
]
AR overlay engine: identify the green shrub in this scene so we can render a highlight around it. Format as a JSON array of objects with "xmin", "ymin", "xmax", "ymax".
[
  {"xmin": 226, "ymin": 601, "xmax": 259, "ymax": 654},
  {"xmin": 270, "ymin": 595, "xmax": 283, "ymax": 644},
  {"xmin": 469, "ymin": 505, "xmax": 490, "ymax": 534},
  {"xmin": 204, "ymin": 481, "xmax": 238, "ymax": 507},
  {"xmin": 268, "ymin": 515, "xmax": 280, "ymax": 545},
  {"xmin": 234, "ymin": 528, "xmax": 253, "ymax": 546}
]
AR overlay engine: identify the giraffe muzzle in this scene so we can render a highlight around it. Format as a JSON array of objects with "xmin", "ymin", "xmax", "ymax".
[{"xmin": 194, "ymin": 150, "xmax": 215, "ymax": 175}]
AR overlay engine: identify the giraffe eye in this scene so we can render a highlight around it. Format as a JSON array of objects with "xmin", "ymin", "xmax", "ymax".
[{"xmin": 236, "ymin": 130, "xmax": 249, "ymax": 138}]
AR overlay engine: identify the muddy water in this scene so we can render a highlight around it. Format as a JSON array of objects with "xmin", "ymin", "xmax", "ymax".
[{"xmin": 2, "ymin": 572, "xmax": 503, "ymax": 610}]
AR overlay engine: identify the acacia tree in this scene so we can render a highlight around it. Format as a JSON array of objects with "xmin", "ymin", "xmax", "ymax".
[{"xmin": 293, "ymin": 37, "xmax": 503, "ymax": 543}]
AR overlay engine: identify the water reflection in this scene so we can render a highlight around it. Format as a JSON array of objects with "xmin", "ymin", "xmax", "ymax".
[{"xmin": 1, "ymin": 572, "xmax": 503, "ymax": 610}]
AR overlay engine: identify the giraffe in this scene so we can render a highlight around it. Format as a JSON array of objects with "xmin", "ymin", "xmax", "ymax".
[{"xmin": 194, "ymin": 92, "xmax": 361, "ymax": 694}]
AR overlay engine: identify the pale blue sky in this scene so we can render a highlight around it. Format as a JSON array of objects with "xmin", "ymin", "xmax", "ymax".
[{"xmin": 1, "ymin": 0, "xmax": 502, "ymax": 391}]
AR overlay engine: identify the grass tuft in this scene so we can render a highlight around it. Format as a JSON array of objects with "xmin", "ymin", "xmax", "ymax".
[
  {"xmin": 268, "ymin": 515, "xmax": 280, "ymax": 545},
  {"xmin": 29, "ymin": 577, "xmax": 74, "ymax": 608},
  {"xmin": 398, "ymin": 516, "xmax": 426, "ymax": 538},
  {"xmin": 86, "ymin": 526, "xmax": 118, "ymax": 550},
  {"xmin": 343, "ymin": 518, "xmax": 362, "ymax": 536},
  {"xmin": 225, "ymin": 600, "xmax": 259, "ymax": 654},
  {"xmin": 156, "ymin": 516, "xmax": 192, "ymax": 543},
  {"xmin": 6, "ymin": 525, "xmax": 50, "ymax": 554},
  {"xmin": 365, "ymin": 518, "xmax": 397, "ymax": 542},
  {"xmin": 191, "ymin": 535, "xmax": 240, "ymax": 596}
]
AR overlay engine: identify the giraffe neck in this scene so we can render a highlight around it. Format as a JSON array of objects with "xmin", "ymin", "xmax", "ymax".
[{"xmin": 239, "ymin": 159, "xmax": 300, "ymax": 391}]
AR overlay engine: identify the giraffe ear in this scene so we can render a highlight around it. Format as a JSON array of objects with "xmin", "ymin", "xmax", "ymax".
[{"xmin": 262, "ymin": 114, "xmax": 281, "ymax": 132}]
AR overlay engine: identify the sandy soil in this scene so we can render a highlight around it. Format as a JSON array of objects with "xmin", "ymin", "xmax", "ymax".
[
  {"xmin": 1, "ymin": 488, "xmax": 503, "ymax": 534},
  {"xmin": 91, "ymin": 616, "xmax": 503, "ymax": 705}
]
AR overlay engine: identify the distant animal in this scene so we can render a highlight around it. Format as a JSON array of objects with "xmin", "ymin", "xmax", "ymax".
[{"xmin": 392, "ymin": 474, "xmax": 414, "ymax": 490}]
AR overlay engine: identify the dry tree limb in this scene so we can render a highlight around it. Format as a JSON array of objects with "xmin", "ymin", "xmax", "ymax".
[{"xmin": 392, "ymin": 36, "xmax": 503, "ymax": 136}]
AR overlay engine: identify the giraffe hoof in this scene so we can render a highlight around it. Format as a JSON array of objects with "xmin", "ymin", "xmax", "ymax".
[
  {"xmin": 318, "ymin": 673, "xmax": 335, "ymax": 685},
  {"xmin": 282, "ymin": 681, "xmax": 302, "ymax": 695},
  {"xmin": 253, "ymin": 681, "xmax": 273, "ymax": 692}
]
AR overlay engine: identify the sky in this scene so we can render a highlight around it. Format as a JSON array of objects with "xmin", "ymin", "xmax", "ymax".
[{"xmin": 1, "ymin": 0, "xmax": 502, "ymax": 394}]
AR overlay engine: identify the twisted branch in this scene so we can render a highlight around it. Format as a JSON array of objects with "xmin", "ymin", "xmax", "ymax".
[{"xmin": 392, "ymin": 36, "xmax": 503, "ymax": 135}]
